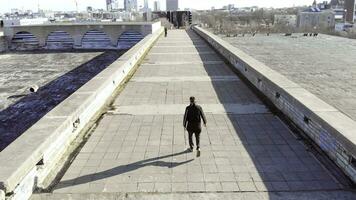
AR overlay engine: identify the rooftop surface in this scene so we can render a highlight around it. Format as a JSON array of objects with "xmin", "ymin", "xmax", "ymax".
[
  {"xmin": 221, "ymin": 33, "xmax": 356, "ymax": 121},
  {"xmin": 0, "ymin": 52, "xmax": 102, "ymax": 111},
  {"xmin": 35, "ymin": 30, "xmax": 355, "ymax": 199},
  {"xmin": 0, "ymin": 50, "xmax": 125, "ymax": 150}
]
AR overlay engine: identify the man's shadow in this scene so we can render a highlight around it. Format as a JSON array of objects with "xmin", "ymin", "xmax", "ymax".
[{"xmin": 55, "ymin": 149, "xmax": 193, "ymax": 189}]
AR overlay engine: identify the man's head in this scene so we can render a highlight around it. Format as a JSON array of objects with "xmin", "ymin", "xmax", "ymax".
[{"xmin": 190, "ymin": 96, "xmax": 195, "ymax": 104}]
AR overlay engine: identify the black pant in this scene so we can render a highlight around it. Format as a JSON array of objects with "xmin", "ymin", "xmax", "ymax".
[{"xmin": 188, "ymin": 130, "xmax": 201, "ymax": 149}]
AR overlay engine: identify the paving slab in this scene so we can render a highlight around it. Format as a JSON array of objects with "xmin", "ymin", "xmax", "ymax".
[{"xmin": 45, "ymin": 30, "xmax": 355, "ymax": 198}]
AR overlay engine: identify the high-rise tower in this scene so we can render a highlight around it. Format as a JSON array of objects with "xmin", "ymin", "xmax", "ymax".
[
  {"xmin": 166, "ymin": 0, "xmax": 178, "ymax": 11},
  {"xmin": 154, "ymin": 1, "xmax": 161, "ymax": 11},
  {"xmin": 106, "ymin": 0, "xmax": 112, "ymax": 11}
]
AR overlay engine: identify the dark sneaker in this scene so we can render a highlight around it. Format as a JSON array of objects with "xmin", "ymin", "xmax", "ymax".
[
  {"xmin": 187, "ymin": 147, "xmax": 193, "ymax": 152},
  {"xmin": 196, "ymin": 148, "xmax": 201, "ymax": 157}
]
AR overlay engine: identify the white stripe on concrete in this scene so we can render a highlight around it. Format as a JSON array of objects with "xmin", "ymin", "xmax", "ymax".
[
  {"xmin": 157, "ymin": 40, "xmax": 204, "ymax": 43},
  {"xmin": 131, "ymin": 76, "xmax": 240, "ymax": 82},
  {"xmin": 108, "ymin": 104, "xmax": 270, "ymax": 115},
  {"xmin": 149, "ymin": 52, "xmax": 215, "ymax": 55},
  {"xmin": 154, "ymin": 45, "xmax": 208, "ymax": 48},
  {"xmin": 143, "ymin": 61, "xmax": 225, "ymax": 65},
  {"xmin": 140, "ymin": 62, "xmax": 227, "ymax": 67}
]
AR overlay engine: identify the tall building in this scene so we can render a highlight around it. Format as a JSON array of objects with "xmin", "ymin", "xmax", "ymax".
[
  {"xmin": 312, "ymin": 0, "xmax": 317, "ymax": 7},
  {"xmin": 106, "ymin": 0, "xmax": 112, "ymax": 11},
  {"xmin": 344, "ymin": 0, "xmax": 355, "ymax": 22},
  {"xmin": 124, "ymin": 0, "xmax": 138, "ymax": 12},
  {"xmin": 297, "ymin": 9, "xmax": 335, "ymax": 30},
  {"xmin": 154, "ymin": 1, "xmax": 161, "ymax": 11},
  {"xmin": 166, "ymin": 0, "xmax": 178, "ymax": 11},
  {"xmin": 113, "ymin": 0, "xmax": 123, "ymax": 10},
  {"xmin": 120, "ymin": 0, "xmax": 126, "ymax": 10},
  {"xmin": 131, "ymin": 0, "xmax": 138, "ymax": 12},
  {"xmin": 124, "ymin": 0, "xmax": 130, "ymax": 11},
  {"xmin": 227, "ymin": 4, "xmax": 235, "ymax": 10},
  {"xmin": 144, "ymin": 0, "xmax": 149, "ymax": 11},
  {"xmin": 330, "ymin": 0, "xmax": 345, "ymax": 8},
  {"xmin": 87, "ymin": 6, "xmax": 93, "ymax": 12},
  {"xmin": 106, "ymin": 0, "xmax": 123, "ymax": 11}
]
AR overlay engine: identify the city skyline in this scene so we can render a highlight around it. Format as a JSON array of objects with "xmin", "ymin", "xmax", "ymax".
[{"xmin": 0, "ymin": 0, "xmax": 317, "ymax": 14}]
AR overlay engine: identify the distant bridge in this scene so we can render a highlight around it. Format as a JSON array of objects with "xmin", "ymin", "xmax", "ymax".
[{"xmin": 3, "ymin": 22, "xmax": 161, "ymax": 50}]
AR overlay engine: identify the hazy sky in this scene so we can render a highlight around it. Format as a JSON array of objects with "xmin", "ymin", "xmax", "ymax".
[{"xmin": 0, "ymin": 0, "xmax": 314, "ymax": 13}]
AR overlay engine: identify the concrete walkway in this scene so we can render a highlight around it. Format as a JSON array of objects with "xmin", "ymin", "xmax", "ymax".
[{"xmin": 33, "ymin": 30, "xmax": 355, "ymax": 199}]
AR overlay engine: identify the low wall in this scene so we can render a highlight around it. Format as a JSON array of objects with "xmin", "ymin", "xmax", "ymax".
[
  {"xmin": 193, "ymin": 26, "xmax": 356, "ymax": 183},
  {"xmin": 0, "ymin": 35, "xmax": 7, "ymax": 52},
  {"xmin": 0, "ymin": 28, "xmax": 163, "ymax": 200}
]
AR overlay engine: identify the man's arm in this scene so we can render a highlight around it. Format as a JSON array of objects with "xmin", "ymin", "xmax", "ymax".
[
  {"xmin": 183, "ymin": 107, "xmax": 188, "ymax": 128},
  {"xmin": 199, "ymin": 106, "xmax": 207, "ymax": 125}
]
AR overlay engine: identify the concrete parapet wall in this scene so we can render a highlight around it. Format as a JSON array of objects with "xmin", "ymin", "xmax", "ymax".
[
  {"xmin": 193, "ymin": 26, "xmax": 356, "ymax": 183},
  {"xmin": 0, "ymin": 28, "xmax": 163, "ymax": 200}
]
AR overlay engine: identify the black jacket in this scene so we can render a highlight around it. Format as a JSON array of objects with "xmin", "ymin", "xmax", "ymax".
[{"xmin": 183, "ymin": 104, "xmax": 207, "ymax": 131}]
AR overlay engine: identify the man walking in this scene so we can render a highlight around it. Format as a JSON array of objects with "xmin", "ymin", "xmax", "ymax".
[
  {"xmin": 164, "ymin": 27, "xmax": 168, "ymax": 37},
  {"xmin": 183, "ymin": 96, "xmax": 207, "ymax": 157}
]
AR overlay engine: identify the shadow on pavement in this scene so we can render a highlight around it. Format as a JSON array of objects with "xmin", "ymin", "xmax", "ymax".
[{"xmin": 55, "ymin": 150, "xmax": 193, "ymax": 189}]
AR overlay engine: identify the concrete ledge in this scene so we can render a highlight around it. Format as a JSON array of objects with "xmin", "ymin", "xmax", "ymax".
[
  {"xmin": 193, "ymin": 26, "xmax": 356, "ymax": 183},
  {"xmin": 0, "ymin": 27, "xmax": 163, "ymax": 199}
]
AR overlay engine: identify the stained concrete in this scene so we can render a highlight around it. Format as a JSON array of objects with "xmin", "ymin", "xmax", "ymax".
[
  {"xmin": 47, "ymin": 30, "xmax": 354, "ymax": 198},
  {"xmin": 221, "ymin": 33, "xmax": 356, "ymax": 121}
]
